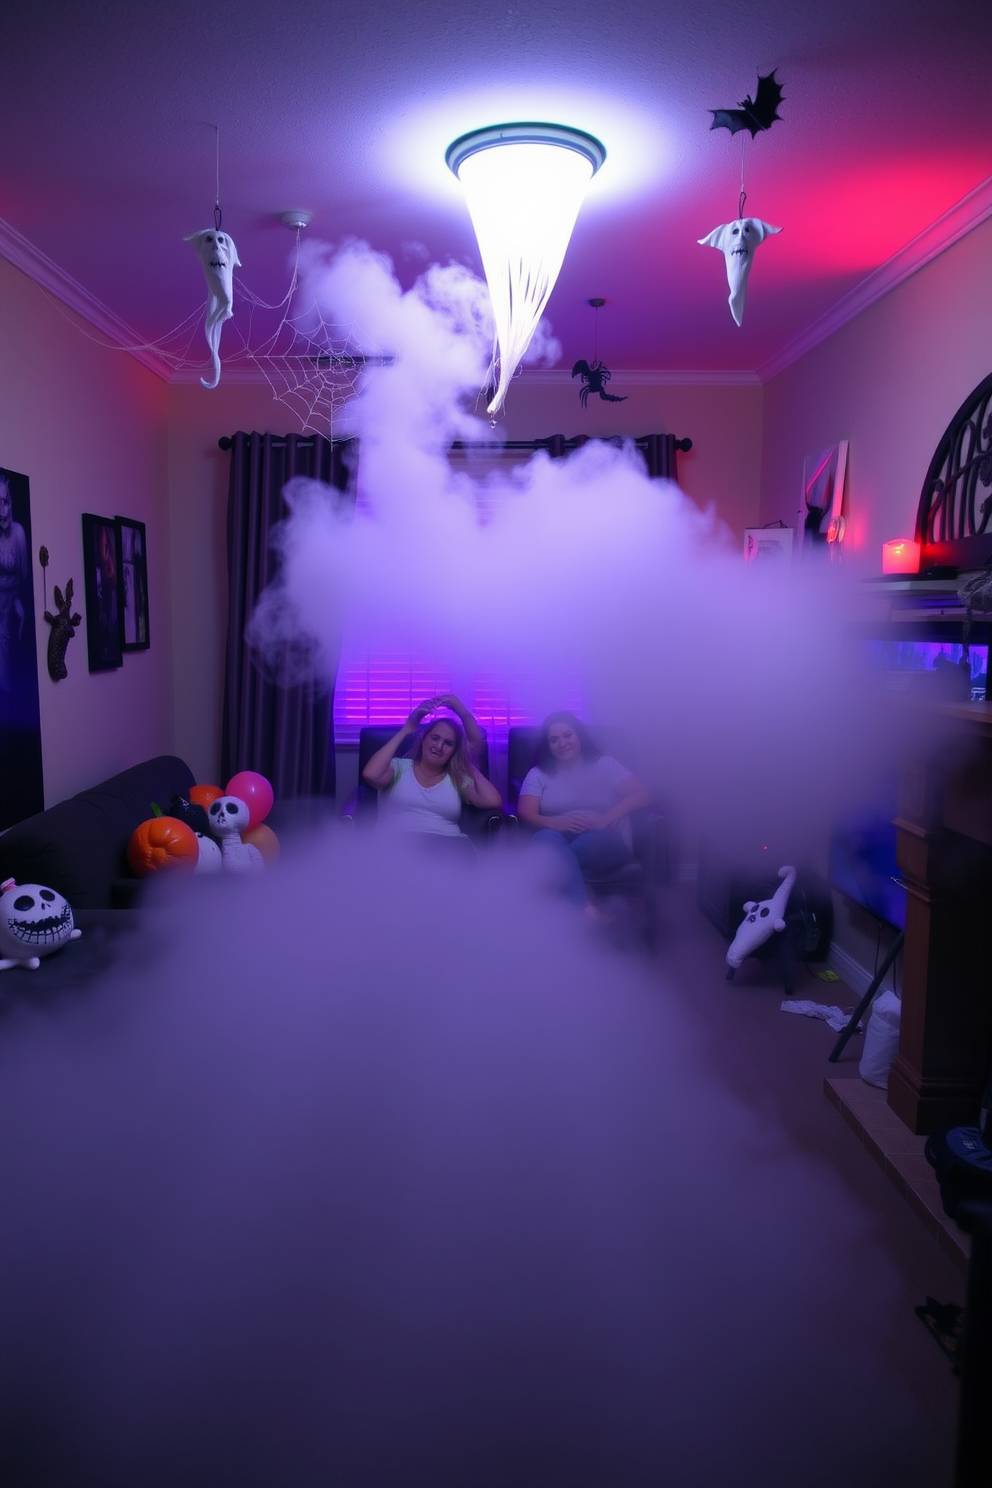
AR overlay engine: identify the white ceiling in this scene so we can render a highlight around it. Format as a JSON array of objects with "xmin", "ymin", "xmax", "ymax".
[{"xmin": 2, "ymin": 0, "xmax": 991, "ymax": 384}]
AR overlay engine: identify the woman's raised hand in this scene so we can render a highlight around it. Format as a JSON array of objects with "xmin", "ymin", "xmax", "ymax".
[{"xmin": 405, "ymin": 700, "xmax": 434, "ymax": 730}]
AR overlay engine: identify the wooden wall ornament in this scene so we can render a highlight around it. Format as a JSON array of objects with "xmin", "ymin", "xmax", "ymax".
[{"xmin": 44, "ymin": 576, "xmax": 81, "ymax": 681}]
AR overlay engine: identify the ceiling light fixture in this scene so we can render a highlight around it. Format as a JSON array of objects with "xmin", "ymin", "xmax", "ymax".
[{"xmin": 446, "ymin": 122, "xmax": 606, "ymax": 418}]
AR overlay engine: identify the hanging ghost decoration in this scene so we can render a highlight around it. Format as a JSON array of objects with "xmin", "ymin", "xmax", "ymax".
[
  {"xmin": 185, "ymin": 228, "xmax": 241, "ymax": 388},
  {"xmin": 698, "ymin": 218, "xmax": 781, "ymax": 326}
]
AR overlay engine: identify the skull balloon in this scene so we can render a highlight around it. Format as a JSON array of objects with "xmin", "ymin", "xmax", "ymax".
[
  {"xmin": 184, "ymin": 228, "xmax": 242, "ymax": 389},
  {"xmin": 698, "ymin": 217, "xmax": 781, "ymax": 326},
  {"xmin": 0, "ymin": 878, "xmax": 82, "ymax": 971}
]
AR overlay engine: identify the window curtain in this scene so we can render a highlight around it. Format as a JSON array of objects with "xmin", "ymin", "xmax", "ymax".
[
  {"xmin": 222, "ymin": 431, "xmax": 355, "ymax": 801},
  {"xmin": 537, "ymin": 432, "xmax": 690, "ymax": 480}
]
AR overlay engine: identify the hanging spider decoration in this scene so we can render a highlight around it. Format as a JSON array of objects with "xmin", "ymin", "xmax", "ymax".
[
  {"xmin": 571, "ymin": 360, "xmax": 628, "ymax": 407},
  {"xmin": 573, "ymin": 298, "xmax": 627, "ymax": 407}
]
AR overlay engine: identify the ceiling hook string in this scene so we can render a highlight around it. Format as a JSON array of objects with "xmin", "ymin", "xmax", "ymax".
[
  {"xmin": 588, "ymin": 296, "xmax": 605, "ymax": 362},
  {"xmin": 213, "ymin": 124, "xmax": 223, "ymax": 231},
  {"xmin": 738, "ymin": 133, "xmax": 747, "ymax": 221}
]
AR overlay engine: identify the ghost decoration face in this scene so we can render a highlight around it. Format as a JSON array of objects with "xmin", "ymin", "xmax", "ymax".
[
  {"xmin": 184, "ymin": 228, "xmax": 242, "ymax": 389},
  {"xmin": 0, "ymin": 878, "xmax": 82, "ymax": 971},
  {"xmin": 698, "ymin": 217, "xmax": 781, "ymax": 326}
]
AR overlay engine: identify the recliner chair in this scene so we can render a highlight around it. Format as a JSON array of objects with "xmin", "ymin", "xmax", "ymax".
[
  {"xmin": 506, "ymin": 726, "xmax": 669, "ymax": 946},
  {"xmin": 350, "ymin": 725, "xmax": 501, "ymax": 839}
]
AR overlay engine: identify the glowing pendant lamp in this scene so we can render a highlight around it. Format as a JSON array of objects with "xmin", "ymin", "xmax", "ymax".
[{"xmin": 446, "ymin": 122, "xmax": 606, "ymax": 417}]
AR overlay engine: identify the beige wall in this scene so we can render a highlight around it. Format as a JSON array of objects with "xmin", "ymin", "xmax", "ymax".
[
  {"xmin": 759, "ymin": 214, "xmax": 992, "ymax": 981},
  {"xmin": 760, "ymin": 215, "xmax": 992, "ymax": 559},
  {"xmin": 501, "ymin": 377, "xmax": 764, "ymax": 546},
  {"xmin": 0, "ymin": 257, "xmax": 173, "ymax": 805},
  {"xmin": 166, "ymin": 374, "xmax": 765, "ymax": 783}
]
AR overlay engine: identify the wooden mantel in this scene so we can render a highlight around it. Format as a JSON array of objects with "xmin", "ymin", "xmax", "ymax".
[{"xmin": 888, "ymin": 700, "xmax": 992, "ymax": 1132}]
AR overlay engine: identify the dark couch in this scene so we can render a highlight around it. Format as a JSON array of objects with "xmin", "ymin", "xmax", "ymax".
[{"xmin": 0, "ymin": 755, "xmax": 195, "ymax": 914}]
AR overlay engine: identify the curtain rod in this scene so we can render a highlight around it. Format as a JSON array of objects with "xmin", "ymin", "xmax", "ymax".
[
  {"xmin": 218, "ymin": 435, "xmax": 340, "ymax": 451},
  {"xmin": 450, "ymin": 436, "xmax": 692, "ymax": 452},
  {"xmin": 219, "ymin": 434, "xmax": 692, "ymax": 452}
]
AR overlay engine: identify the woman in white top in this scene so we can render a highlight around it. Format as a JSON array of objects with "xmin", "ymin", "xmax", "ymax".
[
  {"xmin": 362, "ymin": 695, "xmax": 501, "ymax": 838},
  {"xmin": 517, "ymin": 711, "xmax": 652, "ymax": 912}
]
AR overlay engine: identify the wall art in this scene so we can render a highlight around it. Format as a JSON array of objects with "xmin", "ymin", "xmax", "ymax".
[
  {"xmin": 0, "ymin": 466, "xmax": 44, "ymax": 828},
  {"xmin": 81, "ymin": 512, "xmax": 123, "ymax": 672},
  {"xmin": 117, "ymin": 516, "xmax": 149, "ymax": 651}
]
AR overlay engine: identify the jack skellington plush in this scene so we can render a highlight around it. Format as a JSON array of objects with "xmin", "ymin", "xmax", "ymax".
[{"xmin": 0, "ymin": 878, "xmax": 82, "ymax": 971}]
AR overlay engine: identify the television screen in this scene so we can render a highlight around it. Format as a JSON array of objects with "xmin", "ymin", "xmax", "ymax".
[
  {"xmin": 860, "ymin": 621, "xmax": 989, "ymax": 702},
  {"xmin": 829, "ymin": 802, "xmax": 905, "ymax": 931}
]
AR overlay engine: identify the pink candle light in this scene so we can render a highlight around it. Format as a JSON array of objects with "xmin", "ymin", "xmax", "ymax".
[{"xmin": 881, "ymin": 537, "xmax": 920, "ymax": 575}]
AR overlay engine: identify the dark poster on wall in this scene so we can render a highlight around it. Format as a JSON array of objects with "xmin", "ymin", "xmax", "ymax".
[{"xmin": 0, "ymin": 467, "xmax": 44, "ymax": 830}]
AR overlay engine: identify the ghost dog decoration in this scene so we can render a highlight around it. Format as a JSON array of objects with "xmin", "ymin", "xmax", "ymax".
[
  {"xmin": 0, "ymin": 878, "xmax": 82, "ymax": 971},
  {"xmin": 726, "ymin": 865, "xmax": 797, "ymax": 972},
  {"xmin": 698, "ymin": 218, "xmax": 781, "ymax": 326},
  {"xmin": 207, "ymin": 796, "xmax": 264, "ymax": 873},
  {"xmin": 184, "ymin": 228, "xmax": 241, "ymax": 389}
]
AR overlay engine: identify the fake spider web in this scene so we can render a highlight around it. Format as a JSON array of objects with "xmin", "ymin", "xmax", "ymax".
[
  {"xmin": 227, "ymin": 280, "xmax": 383, "ymax": 435},
  {"xmin": 45, "ymin": 231, "xmax": 381, "ymax": 435}
]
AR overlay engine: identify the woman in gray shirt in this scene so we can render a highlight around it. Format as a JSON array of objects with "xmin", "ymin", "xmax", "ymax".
[{"xmin": 517, "ymin": 712, "xmax": 651, "ymax": 916}]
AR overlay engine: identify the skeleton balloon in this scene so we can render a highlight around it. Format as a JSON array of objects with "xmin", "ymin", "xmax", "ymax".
[
  {"xmin": 698, "ymin": 218, "xmax": 781, "ymax": 327},
  {"xmin": 207, "ymin": 796, "xmax": 264, "ymax": 873},
  {"xmin": 0, "ymin": 878, "xmax": 82, "ymax": 972},
  {"xmin": 185, "ymin": 228, "xmax": 241, "ymax": 388}
]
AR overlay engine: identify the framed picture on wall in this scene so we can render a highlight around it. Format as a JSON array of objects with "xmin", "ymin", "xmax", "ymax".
[
  {"xmin": 743, "ymin": 526, "xmax": 793, "ymax": 564},
  {"xmin": 0, "ymin": 465, "xmax": 45, "ymax": 827},
  {"xmin": 117, "ymin": 516, "xmax": 149, "ymax": 651},
  {"xmin": 81, "ymin": 512, "xmax": 123, "ymax": 671}
]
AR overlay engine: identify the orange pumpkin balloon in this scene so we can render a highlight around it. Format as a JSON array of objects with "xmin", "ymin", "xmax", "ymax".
[
  {"xmin": 241, "ymin": 823, "xmax": 280, "ymax": 866},
  {"xmin": 127, "ymin": 816, "xmax": 200, "ymax": 878},
  {"xmin": 189, "ymin": 784, "xmax": 224, "ymax": 809}
]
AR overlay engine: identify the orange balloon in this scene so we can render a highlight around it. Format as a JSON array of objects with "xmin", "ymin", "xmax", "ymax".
[
  {"xmin": 189, "ymin": 784, "xmax": 224, "ymax": 809},
  {"xmin": 242, "ymin": 823, "xmax": 280, "ymax": 866},
  {"xmin": 127, "ymin": 817, "xmax": 200, "ymax": 878}
]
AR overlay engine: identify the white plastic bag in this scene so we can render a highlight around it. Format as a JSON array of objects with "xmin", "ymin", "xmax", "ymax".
[{"xmin": 859, "ymin": 989, "xmax": 902, "ymax": 1088}]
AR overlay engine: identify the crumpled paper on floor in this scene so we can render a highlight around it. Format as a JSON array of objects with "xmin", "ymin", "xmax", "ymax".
[{"xmin": 780, "ymin": 999, "xmax": 855, "ymax": 1033}]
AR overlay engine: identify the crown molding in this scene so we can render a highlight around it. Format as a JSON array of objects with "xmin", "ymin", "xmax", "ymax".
[
  {"xmin": 0, "ymin": 214, "xmax": 174, "ymax": 381},
  {"xmin": 169, "ymin": 361, "xmax": 275, "ymax": 386},
  {"xmin": 171, "ymin": 362, "xmax": 763, "ymax": 388},
  {"xmin": 515, "ymin": 366, "xmax": 760, "ymax": 387},
  {"xmin": 758, "ymin": 171, "xmax": 992, "ymax": 383},
  {"xmin": 7, "ymin": 168, "xmax": 991, "ymax": 395}
]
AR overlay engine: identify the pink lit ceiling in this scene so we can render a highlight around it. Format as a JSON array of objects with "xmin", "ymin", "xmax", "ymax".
[{"xmin": 2, "ymin": 0, "xmax": 990, "ymax": 383}]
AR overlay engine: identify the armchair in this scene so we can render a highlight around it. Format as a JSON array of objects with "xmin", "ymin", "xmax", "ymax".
[
  {"xmin": 506, "ymin": 726, "xmax": 669, "ymax": 946},
  {"xmin": 350, "ymin": 725, "xmax": 502, "ymax": 840}
]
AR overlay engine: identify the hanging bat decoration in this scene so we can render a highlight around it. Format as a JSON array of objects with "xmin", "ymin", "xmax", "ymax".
[
  {"xmin": 698, "ymin": 218, "xmax": 782, "ymax": 327},
  {"xmin": 710, "ymin": 70, "xmax": 785, "ymax": 138},
  {"xmin": 185, "ymin": 228, "xmax": 241, "ymax": 389},
  {"xmin": 572, "ymin": 360, "xmax": 628, "ymax": 407}
]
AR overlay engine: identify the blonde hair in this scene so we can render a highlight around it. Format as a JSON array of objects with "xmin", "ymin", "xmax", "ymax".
[{"xmin": 412, "ymin": 713, "xmax": 474, "ymax": 795}]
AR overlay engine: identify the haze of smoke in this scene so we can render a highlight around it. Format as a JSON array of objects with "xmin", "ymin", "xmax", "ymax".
[
  {"xmin": 0, "ymin": 838, "xmax": 943, "ymax": 1486},
  {"xmin": 251, "ymin": 239, "xmax": 947, "ymax": 860}
]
